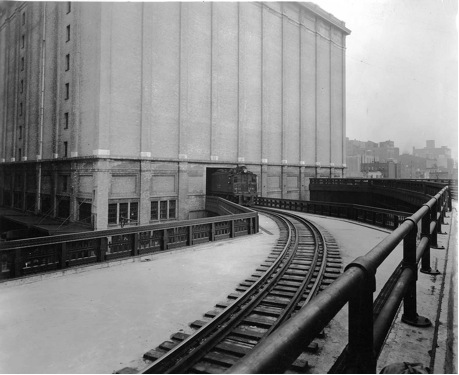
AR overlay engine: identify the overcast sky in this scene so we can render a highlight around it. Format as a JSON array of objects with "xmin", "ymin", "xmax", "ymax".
[{"xmin": 311, "ymin": 0, "xmax": 458, "ymax": 159}]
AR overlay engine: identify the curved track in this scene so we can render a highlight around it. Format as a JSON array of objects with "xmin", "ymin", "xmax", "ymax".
[{"xmin": 120, "ymin": 209, "xmax": 342, "ymax": 374}]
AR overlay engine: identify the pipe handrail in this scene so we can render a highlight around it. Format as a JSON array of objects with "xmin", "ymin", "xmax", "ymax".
[{"xmin": 228, "ymin": 186, "xmax": 449, "ymax": 373}]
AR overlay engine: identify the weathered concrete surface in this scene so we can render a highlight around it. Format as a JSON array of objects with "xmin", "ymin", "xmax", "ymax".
[
  {"xmin": 0, "ymin": 214, "xmax": 278, "ymax": 374},
  {"xmin": 377, "ymin": 204, "xmax": 457, "ymax": 373},
  {"xmin": 0, "ymin": 207, "xmax": 456, "ymax": 374}
]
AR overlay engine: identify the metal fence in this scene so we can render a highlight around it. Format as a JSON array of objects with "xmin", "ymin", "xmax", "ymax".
[
  {"xmin": 0, "ymin": 196, "xmax": 258, "ymax": 280},
  {"xmin": 230, "ymin": 184, "xmax": 451, "ymax": 373}
]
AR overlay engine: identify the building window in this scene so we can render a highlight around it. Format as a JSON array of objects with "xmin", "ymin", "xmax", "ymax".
[
  {"xmin": 108, "ymin": 204, "xmax": 117, "ymax": 224},
  {"xmin": 21, "ymin": 35, "xmax": 25, "ymax": 48},
  {"xmin": 151, "ymin": 199, "xmax": 176, "ymax": 221},
  {"xmin": 108, "ymin": 201, "xmax": 139, "ymax": 226},
  {"xmin": 18, "ymin": 148, "xmax": 22, "ymax": 160},
  {"xmin": 18, "ymin": 126, "xmax": 22, "ymax": 139},
  {"xmin": 78, "ymin": 201, "xmax": 92, "ymax": 224},
  {"xmin": 19, "ymin": 103, "xmax": 23, "ymax": 116},
  {"xmin": 67, "ymin": 2, "xmax": 71, "ymax": 14},
  {"xmin": 60, "ymin": 175, "xmax": 68, "ymax": 192},
  {"xmin": 63, "ymin": 141, "xmax": 68, "ymax": 157},
  {"xmin": 65, "ymin": 83, "xmax": 69, "ymax": 99},
  {"xmin": 150, "ymin": 201, "xmax": 158, "ymax": 221},
  {"xmin": 168, "ymin": 200, "xmax": 176, "ymax": 219},
  {"xmin": 64, "ymin": 112, "xmax": 69, "ymax": 129},
  {"xmin": 65, "ymin": 54, "xmax": 70, "ymax": 71},
  {"xmin": 66, "ymin": 25, "xmax": 71, "ymax": 42},
  {"xmin": 20, "ymin": 80, "xmax": 24, "ymax": 93},
  {"xmin": 130, "ymin": 202, "xmax": 138, "ymax": 222},
  {"xmin": 22, "ymin": 12, "xmax": 25, "ymax": 25},
  {"xmin": 21, "ymin": 57, "xmax": 24, "ymax": 71}
]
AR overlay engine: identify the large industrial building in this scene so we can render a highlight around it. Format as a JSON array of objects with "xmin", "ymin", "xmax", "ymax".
[{"xmin": 0, "ymin": 2, "xmax": 350, "ymax": 230}]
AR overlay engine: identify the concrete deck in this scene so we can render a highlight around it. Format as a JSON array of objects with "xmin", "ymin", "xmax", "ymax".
[{"xmin": 0, "ymin": 208, "xmax": 456, "ymax": 373}]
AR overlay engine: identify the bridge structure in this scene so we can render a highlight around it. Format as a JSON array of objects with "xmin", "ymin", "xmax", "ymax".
[{"xmin": 0, "ymin": 178, "xmax": 456, "ymax": 373}]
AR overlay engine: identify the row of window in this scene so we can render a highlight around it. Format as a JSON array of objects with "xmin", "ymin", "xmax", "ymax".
[{"xmin": 108, "ymin": 200, "xmax": 177, "ymax": 225}]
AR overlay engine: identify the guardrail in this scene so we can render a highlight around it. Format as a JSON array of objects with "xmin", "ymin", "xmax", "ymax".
[
  {"xmin": 230, "ymin": 185, "xmax": 450, "ymax": 373},
  {"xmin": 255, "ymin": 197, "xmax": 410, "ymax": 230},
  {"xmin": 0, "ymin": 197, "xmax": 258, "ymax": 280}
]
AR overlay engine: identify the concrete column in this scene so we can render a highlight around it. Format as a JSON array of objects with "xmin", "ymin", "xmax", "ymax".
[
  {"xmin": 260, "ymin": 163, "xmax": 268, "ymax": 197},
  {"xmin": 281, "ymin": 165, "xmax": 288, "ymax": 199},
  {"xmin": 299, "ymin": 166, "xmax": 306, "ymax": 201},
  {"xmin": 178, "ymin": 161, "xmax": 188, "ymax": 220},
  {"xmin": 94, "ymin": 3, "xmax": 111, "ymax": 156},
  {"xmin": 92, "ymin": 159, "xmax": 110, "ymax": 230},
  {"xmin": 70, "ymin": 160, "xmax": 78, "ymax": 221},
  {"xmin": 139, "ymin": 160, "xmax": 151, "ymax": 225},
  {"xmin": 140, "ymin": 3, "xmax": 153, "ymax": 159},
  {"xmin": 178, "ymin": 3, "xmax": 188, "ymax": 161}
]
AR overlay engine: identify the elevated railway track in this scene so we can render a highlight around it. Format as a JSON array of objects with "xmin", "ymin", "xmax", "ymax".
[{"xmin": 120, "ymin": 209, "xmax": 341, "ymax": 374}]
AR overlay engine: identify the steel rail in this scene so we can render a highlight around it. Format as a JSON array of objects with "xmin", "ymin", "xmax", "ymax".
[
  {"xmin": 140, "ymin": 214, "xmax": 294, "ymax": 373},
  {"xmin": 257, "ymin": 208, "xmax": 327, "ymax": 335},
  {"xmin": 227, "ymin": 186, "xmax": 449, "ymax": 374},
  {"xmin": 140, "ymin": 210, "xmax": 331, "ymax": 374}
]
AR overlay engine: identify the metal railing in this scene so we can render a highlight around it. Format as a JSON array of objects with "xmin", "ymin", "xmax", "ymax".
[
  {"xmin": 0, "ymin": 197, "xmax": 258, "ymax": 280},
  {"xmin": 256, "ymin": 197, "xmax": 410, "ymax": 230},
  {"xmin": 229, "ymin": 185, "xmax": 450, "ymax": 373}
]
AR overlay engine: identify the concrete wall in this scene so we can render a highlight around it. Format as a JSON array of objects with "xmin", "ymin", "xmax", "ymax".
[{"xmin": 0, "ymin": 2, "xmax": 350, "ymax": 229}]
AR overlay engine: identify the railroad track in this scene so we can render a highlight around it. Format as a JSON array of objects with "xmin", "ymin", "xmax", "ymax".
[{"xmin": 118, "ymin": 209, "xmax": 342, "ymax": 374}]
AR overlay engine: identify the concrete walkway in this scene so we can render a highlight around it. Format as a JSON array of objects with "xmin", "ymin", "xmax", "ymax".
[
  {"xmin": 0, "ymin": 209, "xmax": 456, "ymax": 373},
  {"xmin": 0, "ymin": 215, "xmax": 278, "ymax": 374}
]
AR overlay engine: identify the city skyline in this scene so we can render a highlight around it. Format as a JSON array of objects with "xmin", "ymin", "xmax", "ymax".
[{"xmin": 312, "ymin": 0, "xmax": 458, "ymax": 159}]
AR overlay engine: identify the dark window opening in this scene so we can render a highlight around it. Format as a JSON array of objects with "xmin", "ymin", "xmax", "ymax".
[
  {"xmin": 18, "ymin": 126, "xmax": 22, "ymax": 139},
  {"xmin": 64, "ymin": 112, "xmax": 69, "ymax": 129},
  {"xmin": 67, "ymin": 2, "xmax": 71, "ymax": 13},
  {"xmin": 57, "ymin": 199, "xmax": 70, "ymax": 219},
  {"xmin": 21, "ymin": 57, "xmax": 24, "ymax": 71},
  {"xmin": 66, "ymin": 25, "xmax": 70, "ymax": 42},
  {"xmin": 22, "ymin": 12, "xmax": 25, "ymax": 25},
  {"xmin": 65, "ymin": 54, "xmax": 70, "ymax": 71},
  {"xmin": 130, "ymin": 202, "xmax": 138, "ymax": 222},
  {"xmin": 160, "ymin": 201, "xmax": 167, "ymax": 220},
  {"xmin": 150, "ymin": 201, "xmax": 158, "ymax": 221},
  {"xmin": 21, "ymin": 35, "xmax": 25, "ymax": 48},
  {"xmin": 20, "ymin": 80, "xmax": 24, "ymax": 93},
  {"xmin": 65, "ymin": 83, "xmax": 69, "ymax": 99},
  {"xmin": 79, "ymin": 202, "xmax": 92, "ymax": 224},
  {"xmin": 63, "ymin": 141, "xmax": 68, "ymax": 157},
  {"xmin": 108, "ymin": 204, "xmax": 117, "ymax": 224},
  {"xmin": 169, "ymin": 200, "xmax": 176, "ymax": 219},
  {"xmin": 119, "ymin": 202, "xmax": 128, "ymax": 223}
]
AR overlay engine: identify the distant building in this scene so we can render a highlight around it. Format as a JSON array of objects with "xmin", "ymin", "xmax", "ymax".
[
  {"xmin": 345, "ymin": 155, "xmax": 362, "ymax": 177},
  {"xmin": 361, "ymin": 160, "xmax": 400, "ymax": 179},
  {"xmin": 412, "ymin": 140, "xmax": 454, "ymax": 178},
  {"xmin": 399, "ymin": 154, "xmax": 428, "ymax": 179}
]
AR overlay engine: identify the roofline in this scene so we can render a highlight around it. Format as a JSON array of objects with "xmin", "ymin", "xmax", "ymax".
[{"xmin": 300, "ymin": 2, "xmax": 352, "ymax": 35}]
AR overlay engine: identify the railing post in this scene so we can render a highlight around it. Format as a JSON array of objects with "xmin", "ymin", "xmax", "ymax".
[
  {"xmin": 430, "ymin": 200, "xmax": 444, "ymax": 249},
  {"xmin": 13, "ymin": 249, "xmax": 22, "ymax": 278},
  {"xmin": 60, "ymin": 242, "xmax": 67, "ymax": 269},
  {"xmin": 344, "ymin": 258, "xmax": 376, "ymax": 373},
  {"xmin": 188, "ymin": 226, "xmax": 193, "ymax": 245},
  {"xmin": 230, "ymin": 220, "xmax": 235, "ymax": 238},
  {"xmin": 210, "ymin": 223, "xmax": 215, "ymax": 241},
  {"xmin": 393, "ymin": 215, "xmax": 399, "ymax": 229},
  {"xmin": 401, "ymin": 222, "xmax": 431, "ymax": 327},
  {"xmin": 133, "ymin": 233, "xmax": 139, "ymax": 256},
  {"xmin": 98, "ymin": 237, "xmax": 107, "ymax": 262},
  {"xmin": 420, "ymin": 206, "xmax": 440, "ymax": 275},
  {"xmin": 162, "ymin": 229, "xmax": 168, "ymax": 250}
]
